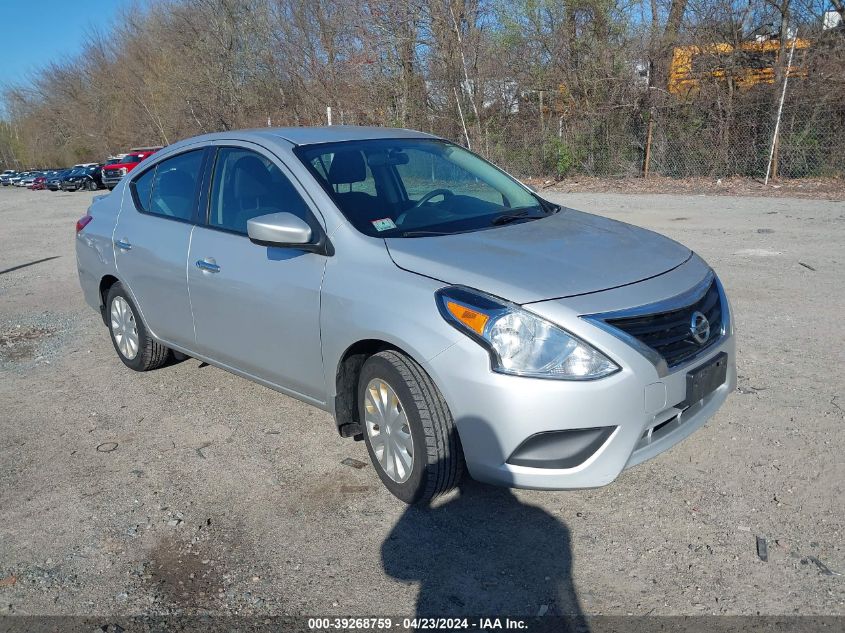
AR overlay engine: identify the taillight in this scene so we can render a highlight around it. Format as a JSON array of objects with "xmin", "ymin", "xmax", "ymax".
[{"xmin": 76, "ymin": 215, "xmax": 93, "ymax": 233}]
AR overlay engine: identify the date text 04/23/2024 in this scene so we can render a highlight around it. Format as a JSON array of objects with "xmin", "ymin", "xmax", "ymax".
[{"xmin": 307, "ymin": 617, "xmax": 529, "ymax": 630}]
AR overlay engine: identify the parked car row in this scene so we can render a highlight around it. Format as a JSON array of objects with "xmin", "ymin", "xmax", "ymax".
[
  {"xmin": 1, "ymin": 164, "xmax": 100, "ymax": 191},
  {"xmin": 1, "ymin": 146, "xmax": 161, "ymax": 193}
]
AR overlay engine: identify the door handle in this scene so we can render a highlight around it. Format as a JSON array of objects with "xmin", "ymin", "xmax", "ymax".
[
  {"xmin": 115, "ymin": 238, "xmax": 132, "ymax": 251},
  {"xmin": 195, "ymin": 258, "xmax": 220, "ymax": 273}
]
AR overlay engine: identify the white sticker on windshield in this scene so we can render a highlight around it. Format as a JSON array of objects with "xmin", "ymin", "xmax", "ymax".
[{"xmin": 371, "ymin": 218, "xmax": 397, "ymax": 232}]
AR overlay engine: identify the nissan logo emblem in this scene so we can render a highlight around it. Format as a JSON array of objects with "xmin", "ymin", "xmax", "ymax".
[{"xmin": 690, "ymin": 311, "xmax": 710, "ymax": 345}]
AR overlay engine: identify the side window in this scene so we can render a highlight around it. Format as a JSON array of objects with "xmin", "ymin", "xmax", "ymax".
[
  {"xmin": 131, "ymin": 167, "xmax": 156, "ymax": 214},
  {"xmin": 147, "ymin": 150, "xmax": 204, "ymax": 221},
  {"xmin": 208, "ymin": 148, "xmax": 311, "ymax": 235}
]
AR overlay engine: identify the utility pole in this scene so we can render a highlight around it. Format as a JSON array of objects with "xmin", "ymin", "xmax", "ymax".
[{"xmin": 765, "ymin": 33, "xmax": 798, "ymax": 184}]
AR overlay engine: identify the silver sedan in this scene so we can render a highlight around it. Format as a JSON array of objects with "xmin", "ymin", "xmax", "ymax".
[{"xmin": 75, "ymin": 127, "xmax": 735, "ymax": 503}]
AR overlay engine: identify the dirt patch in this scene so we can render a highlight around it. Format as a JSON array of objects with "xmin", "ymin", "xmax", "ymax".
[
  {"xmin": 0, "ymin": 325, "xmax": 55, "ymax": 363},
  {"xmin": 532, "ymin": 175, "xmax": 845, "ymax": 200},
  {"xmin": 0, "ymin": 312, "xmax": 77, "ymax": 369},
  {"xmin": 143, "ymin": 534, "xmax": 225, "ymax": 612}
]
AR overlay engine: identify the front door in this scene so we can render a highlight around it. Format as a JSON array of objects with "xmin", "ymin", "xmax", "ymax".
[{"xmin": 187, "ymin": 145, "xmax": 327, "ymax": 403}]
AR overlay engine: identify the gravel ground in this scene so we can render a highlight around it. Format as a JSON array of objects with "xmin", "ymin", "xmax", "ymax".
[{"xmin": 0, "ymin": 186, "xmax": 842, "ymax": 620}]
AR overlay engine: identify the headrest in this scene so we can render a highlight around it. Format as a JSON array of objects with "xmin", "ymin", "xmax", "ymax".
[
  {"xmin": 231, "ymin": 155, "xmax": 274, "ymax": 198},
  {"xmin": 327, "ymin": 150, "xmax": 366, "ymax": 184}
]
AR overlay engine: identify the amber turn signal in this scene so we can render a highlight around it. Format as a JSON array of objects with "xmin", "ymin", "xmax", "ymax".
[{"xmin": 445, "ymin": 300, "xmax": 489, "ymax": 336}]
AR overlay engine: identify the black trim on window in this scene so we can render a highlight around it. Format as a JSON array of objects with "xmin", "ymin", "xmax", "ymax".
[{"xmin": 197, "ymin": 145, "xmax": 217, "ymax": 226}]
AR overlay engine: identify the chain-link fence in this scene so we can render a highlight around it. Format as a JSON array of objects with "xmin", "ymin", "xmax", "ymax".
[
  {"xmin": 647, "ymin": 95, "xmax": 844, "ymax": 179},
  {"xmin": 478, "ymin": 84, "xmax": 844, "ymax": 181}
]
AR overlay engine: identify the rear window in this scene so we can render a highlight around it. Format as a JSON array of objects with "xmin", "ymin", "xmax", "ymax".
[{"xmin": 130, "ymin": 150, "xmax": 204, "ymax": 222}]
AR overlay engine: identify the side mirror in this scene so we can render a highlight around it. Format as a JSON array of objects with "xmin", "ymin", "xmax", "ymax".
[
  {"xmin": 247, "ymin": 212, "xmax": 312, "ymax": 246},
  {"xmin": 247, "ymin": 212, "xmax": 331, "ymax": 255}
]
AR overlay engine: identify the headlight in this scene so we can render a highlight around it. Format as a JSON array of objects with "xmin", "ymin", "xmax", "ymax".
[{"xmin": 436, "ymin": 286, "xmax": 619, "ymax": 380}]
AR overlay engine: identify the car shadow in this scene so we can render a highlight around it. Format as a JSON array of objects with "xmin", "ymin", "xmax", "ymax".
[{"xmin": 382, "ymin": 465, "xmax": 589, "ymax": 629}]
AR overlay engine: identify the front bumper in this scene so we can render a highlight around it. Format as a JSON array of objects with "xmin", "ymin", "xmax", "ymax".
[
  {"xmin": 424, "ymin": 257, "xmax": 736, "ymax": 490},
  {"xmin": 101, "ymin": 172, "xmax": 124, "ymax": 187}
]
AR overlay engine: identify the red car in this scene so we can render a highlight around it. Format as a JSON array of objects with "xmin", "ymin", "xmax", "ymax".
[
  {"xmin": 29, "ymin": 175, "xmax": 47, "ymax": 190},
  {"xmin": 100, "ymin": 147, "xmax": 161, "ymax": 190}
]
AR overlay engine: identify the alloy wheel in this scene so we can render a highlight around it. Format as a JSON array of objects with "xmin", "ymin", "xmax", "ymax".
[
  {"xmin": 364, "ymin": 378, "xmax": 414, "ymax": 483},
  {"xmin": 110, "ymin": 296, "xmax": 139, "ymax": 360}
]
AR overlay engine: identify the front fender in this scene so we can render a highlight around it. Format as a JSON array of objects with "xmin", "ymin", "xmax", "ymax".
[{"xmin": 319, "ymin": 227, "xmax": 460, "ymax": 403}]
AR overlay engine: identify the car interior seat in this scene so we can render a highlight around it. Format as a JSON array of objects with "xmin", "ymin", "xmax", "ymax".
[{"xmin": 326, "ymin": 150, "xmax": 377, "ymax": 224}]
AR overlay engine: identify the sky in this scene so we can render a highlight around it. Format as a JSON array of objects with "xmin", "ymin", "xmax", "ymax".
[{"xmin": 0, "ymin": 0, "xmax": 124, "ymax": 89}]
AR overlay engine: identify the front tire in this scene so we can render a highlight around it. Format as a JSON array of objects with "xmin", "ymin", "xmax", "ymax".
[
  {"xmin": 106, "ymin": 283, "xmax": 170, "ymax": 371},
  {"xmin": 359, "ymin": 350, "xmax": 464, "ymax": 504}
]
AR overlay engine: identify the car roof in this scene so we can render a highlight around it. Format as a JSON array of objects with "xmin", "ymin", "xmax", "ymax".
[
  {"xmin": 266, "ymin": 126, "xmax": 437, "ymax": 146},
  {"xmin": 170, "ymin": 126, "xmax": 439, "ymax": 150}
]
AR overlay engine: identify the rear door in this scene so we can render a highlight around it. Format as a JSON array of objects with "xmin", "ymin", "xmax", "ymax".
[
  {"xmin": 187, "ymin": 142, "xmax": 327, "ymax": 403},
  {"xmin": 114, "ymin": 148, "xmax": 209, "ymax": 348}
]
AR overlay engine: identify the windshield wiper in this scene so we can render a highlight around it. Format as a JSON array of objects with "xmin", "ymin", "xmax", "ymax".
[{"xmin": 490, "ymin": 209, "xmax": 545, "ymax": 226}]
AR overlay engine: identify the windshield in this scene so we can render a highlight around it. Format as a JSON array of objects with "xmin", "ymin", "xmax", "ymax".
[{"xmin": 295, "ymin": 139, "xmax": 552, "ymax": 237}]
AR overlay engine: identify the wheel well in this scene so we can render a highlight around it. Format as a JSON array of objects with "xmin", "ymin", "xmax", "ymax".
[
  {"xmin": 334, "ymin": 339, "xmax": 407, "ymax": 439},
  {"xmin": 98, "ymin": 275, "xmax": 119, "ymax": 324}
]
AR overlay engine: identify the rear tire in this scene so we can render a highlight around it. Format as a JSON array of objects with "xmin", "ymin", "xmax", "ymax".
[
  {"xmin": 359, "ymin": 350, "xmax": 464, "ymax": 504},
  {"xmin": 105, "ymin": 283, "xmax": 170, "ymax": 371}
]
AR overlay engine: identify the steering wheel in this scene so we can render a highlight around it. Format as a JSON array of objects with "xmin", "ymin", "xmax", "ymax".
[
  {"xmin": 396, "ymin": 189, "xmax": 454, "ymax": 225},
  {"xmin": 411, "ymin": 188, "xmax": 453, "ymax": 209}
]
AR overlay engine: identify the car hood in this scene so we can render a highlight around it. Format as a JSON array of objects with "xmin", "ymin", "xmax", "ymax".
[{"xmin": 384, "ymin": 208, "xmax": 692, "ymax": 304}]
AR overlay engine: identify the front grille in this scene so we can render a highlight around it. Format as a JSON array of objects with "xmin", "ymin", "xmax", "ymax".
[{"xmin": 606, "ymin": 280, "xmax": 722, "ymax": 367}]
